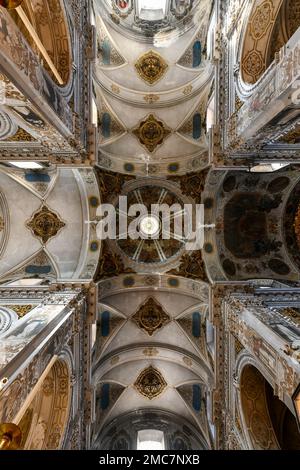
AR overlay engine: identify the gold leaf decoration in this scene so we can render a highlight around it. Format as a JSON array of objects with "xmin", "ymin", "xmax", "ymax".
[
  {"xmin": 183, "ymin": 84, "xmax": 193, "ymax": 95},
  {"xmin": 132, "ymin": 297, "xmax": 170, "ymax": 336},
  {"xmin": 168, "ymin": 250, "xmax": 208, "ymax": 282},
  {"xmin": 7, "ymin": 127, "xmax": 36, "ymax": 142},
  {"xmin": 3, "ymin": 305, "xmax": 33, "ymax": 318},
  {"xmin": 143, "ymin": 94, "xmax": 160, "ymax": 104},
  {"xmin": 27, "ymin": 205, "xmax": 65, "ymax": 244},
  {"xmin": 95, "ymin": 241, "xmax": 135, "ymax": 281},
  {"xmin": 143, "ymin": 347, "xmax": 159, "ymax": 357},
  {"xmin": 134, "ymin": 366, "xmax": 167, "ymax": 400},
  {"xmin": 135, "ymin": 50, "xmax": 168, "ymax": 85},
  {"xmin": 132, "ymin": 114, "xmax": 171, "ymax": 153}
]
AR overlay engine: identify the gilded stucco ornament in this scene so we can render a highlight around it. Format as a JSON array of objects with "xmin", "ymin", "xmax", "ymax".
[
  {"xmin": 26, "ymin": 205, "xmax": 65, "ymax": 244},
  {"xmin": 3, "ymin": 305, "xmax": 33, "ymax": 318},
  {"xmin": 132, "ymin": 297, "xmax": 170, "ymax": 336},
  {"xmin": 135, "ymin": 51, "xmax": 168, "ymax": 85},
  {"xmin": 132, "ymin": 114, "xmax": 171, "ymax": 153},
  {"xmin": 134, "ymin": 365, "xmax": 167, "ymax": 400}
]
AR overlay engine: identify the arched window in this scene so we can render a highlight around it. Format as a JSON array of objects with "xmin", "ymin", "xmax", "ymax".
[
  {"xmin": 137, "ymin": 430, "xmax": 165, "ymax": 450},
  {"xmin": 192, "ymin": 312, "xmax": 201, "ymax": 337},
  {"xmin": 101, "ymin": 113, "xmax": 111, "ymax": 138},
  {"xmin": 192, "ymin": 113, "xmax": 202, "ymax": 140},
  {"xmin": 193, "ymin": 41, "xmax": 202, "ymax": 68}
]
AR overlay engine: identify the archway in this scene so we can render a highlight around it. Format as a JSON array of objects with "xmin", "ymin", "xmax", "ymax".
[
  {"xmin": 241, "ymin": 0, "xmax": 300, "ymax": 85},
  {"xmin": 17, "ymin": 359, "xmax": 71, "ymax": 449},
  {"xmin": 240, "ymin": 364, "xmax": 300, "ymax": 449},
  {"xmin": 8, "ymin": 0, "xmax": 72, "ymax": 85}
]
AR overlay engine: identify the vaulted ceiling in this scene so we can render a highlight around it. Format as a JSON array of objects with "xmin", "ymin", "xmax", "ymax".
[
  {"xmin": 92, "ymin": 0, "xmax": 216, "ymax": 449},
  {"xmin": 94, "ymin": 0, "xmax": 214, "ymax": 176}
]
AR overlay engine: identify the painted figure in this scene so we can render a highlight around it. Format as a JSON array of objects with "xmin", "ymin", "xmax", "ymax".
[{"xmin": 116, "ymin": 0, "xmax": 128, "ymax": 9}]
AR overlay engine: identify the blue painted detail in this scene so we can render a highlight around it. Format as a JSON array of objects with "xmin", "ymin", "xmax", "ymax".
[
  {"xmin": 89, "ymin": 197, "xmax": 99, "ymax": 207},
  {"xmin": 102, "ymin": 39, "xmax": 111, "ymax": 65},
  {"xmin": 192, "ymin": 384, "xmax": 202, "ymax": 412},
  {"xmin": 25, "ymin": 173, "xmax": 50, "ymax": 183},
  {"xmin": 193, "ymin": 113, "xmax": 202, "ymax": 140},
  {"xmin": 193, "ymin": 41, "xmax": 202, "ymax": 67},
  {"xmin": 192, "ymin": 312, "xmax": 201, "ymax": 338},
  {"xmin": 25, "ymin": 265, "xmax": 51, "ymax": 274},
  {"xmin": 123, "ymin": 276, "xmax": 135, "ymax": 287},
  {"xmin": 101, "ymin": 383, "xmax": 110, "ymax": 410},
  {"xmin": 124, "ymin": 163, "xmax": 134, "ymax": 173},
  {"xmin": 168, "ymin": 163, "xmax": 179, "ymax": 173},
  {"xmin": 101, "ymin": 311, "xmax": 110, "ymax": 337},
  {"xmin": 102, "ymin": 113, "xmax": 111, "ymax": 138},
  {"xmin": 90, "ymin": 241, "xmax": 99, "ymax": 252},
  {"xmin": 168, "ymin": 278, "xmax": 179, "ymax": 287}
]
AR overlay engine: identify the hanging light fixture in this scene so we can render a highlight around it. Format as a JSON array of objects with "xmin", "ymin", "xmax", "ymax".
[
  {"xmin": 0, "ymin": 423, "xmax": 22, "ymax": 450},
  {"xmin": 0, "ymin": 0, "xmax": 24, "ymax": 9},
  {"xmin": 292, "ymin": 383, "xmax": 300, "ymax": 432}
]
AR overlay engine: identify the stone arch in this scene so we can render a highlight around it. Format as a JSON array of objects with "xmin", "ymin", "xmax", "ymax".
[
  {"xmin": 95, "ymin": 408, "xmax": 209, "ymax": 450},
  {"xmin": 17, "ymin": 358, "xmax": 71, "ymax": 449},
  {"xmin": 8, "ymin": 0, "xmax": 72, "ymax": 86},
  {"xmin": 239, "ymin": 363, "xmax": 300, "ymax": 449},
  {"xmin": 0, "ymin": 306, "xmax": 18, "ymax": 337},
  {"xmin": 240, "ymin": 0, "xmax": 300, "ymax": 85}
]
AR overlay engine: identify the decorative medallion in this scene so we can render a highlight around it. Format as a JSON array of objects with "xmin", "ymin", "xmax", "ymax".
[
  {"xmin": 143, "ymin": 347, "xmax": 159, "ymax": 357},
  {"xmin": 111, "ymin": 84, "xmax": 120, "ymax": 94},
  {"xmin": 132, "ymin": 114, "xmax": 171, "ymax": 153},
  {"xmin": 26, "ymin": 205, "xmax": 65, "ymax": 244},
  {"xmin": 143, "ymin": 94, "xmax": 160, "ymax": 104},
  {"xmin": 134, "ymin": 366, "xmax": 167, "ymax": 400},
  {"xmin": 132, "ymin": 297, "xmax": 170, "ymax": 336},
  {"xmin": 183, "ymin": 85, "xmax": 193, "ymax": 95},
  {"xmin": 42, "ymin": 376, "xmax": 55, "ymax": 396},
  {"xmin": 242, "ymin": 50, "xmax": 264, "ymax": 80},
  {"xmin": 135, "ymin": 51, "xmax": 168, "ymax": 85},
  {"xmin": 250, "ymin": 2, "xmax": 273, "ymax": 41}
]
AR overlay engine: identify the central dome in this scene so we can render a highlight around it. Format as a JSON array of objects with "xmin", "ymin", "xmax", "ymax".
[
  {"xmin": 116, "ymin": 184, "xmax": 187, "ymax": 264},
  {"xmin": 95, "ymin": 0, "xmax": 199, "ymax": 42}
]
